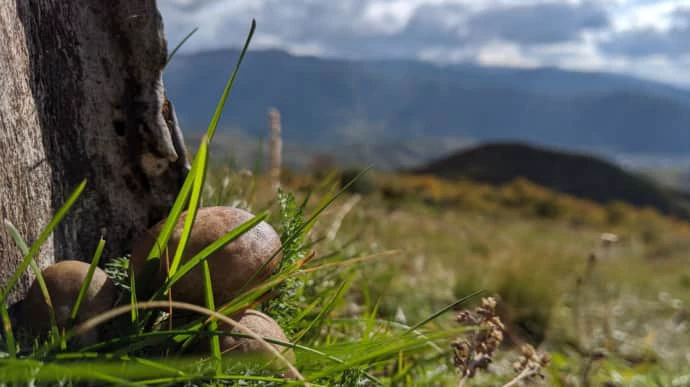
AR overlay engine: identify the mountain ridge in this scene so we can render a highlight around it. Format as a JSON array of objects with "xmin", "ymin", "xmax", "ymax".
[{"xmin": 164, "ymin": 48, "xmax": 690, "ymax": 153}]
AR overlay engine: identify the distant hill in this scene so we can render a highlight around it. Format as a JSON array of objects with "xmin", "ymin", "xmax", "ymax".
[
  {"xmin": 165, "ymin": 48, "xmax": 690, "ymax": 153},
  {"xmin": 411, "ymin": 142, "xmax": 690, "ymax": 218}
]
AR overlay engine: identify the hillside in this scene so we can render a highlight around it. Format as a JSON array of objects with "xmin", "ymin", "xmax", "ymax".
[
  {"xmin": 411, "ymin": 142, "xmax": 690, "ymax": 218},
  {"xmin": 164, "ymin": 48, "xmax": 690, "ymax": 153}
]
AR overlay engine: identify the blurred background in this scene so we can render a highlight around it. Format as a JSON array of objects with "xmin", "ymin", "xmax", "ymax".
[
  {"xmin": 156, "ymin": 2, "xmax": 690, "ymax": 383},
  {"xmin": 159, "ymin": 0, "xmax": 690, "ymax": 174}
]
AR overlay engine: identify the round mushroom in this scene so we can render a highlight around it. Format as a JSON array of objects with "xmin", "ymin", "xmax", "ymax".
[
  {"xmin": 197, "ymin": 309, "xmax": 295, "ymax": 365},
  {"xmin": 130, "ymin": 206, "xmax": 282, "ymax": 306},
  {"xmin": 14, "ymin": 260, "xmax": 117, "ymax": 344}
]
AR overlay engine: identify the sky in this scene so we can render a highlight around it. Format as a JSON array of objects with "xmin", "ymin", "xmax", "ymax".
[{"xmin": 158, "ymin": 0, "xmax": 690, "ymax": 87}]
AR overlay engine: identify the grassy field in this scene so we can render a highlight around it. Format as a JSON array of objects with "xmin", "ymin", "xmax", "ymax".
[
  {"xmin": 2, "ymin": 26, "xmax": 689, "ymax": 385},
  {"xmin": 2, "ymin": 150, "xmax": 689, "ymax": 385},
  {"xmin": 194, "ymin": 163, "xmax": 690, "ymax": 385},
  {"xmin": 288, "ymin": 168, "xmax": 690, "ymax": 385}
]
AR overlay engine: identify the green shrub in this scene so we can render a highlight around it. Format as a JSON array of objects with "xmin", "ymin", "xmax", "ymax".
[
  {"xmin": 340, "ymin": 168, "xmax": 377, "ymax": 195},
  {"xmin": 533, "ymin": 197, "xmax": 565, "ymax": 219},
  {"xmin": 606, "ymin": 201, "xmax": 630, "ymax": 225}
]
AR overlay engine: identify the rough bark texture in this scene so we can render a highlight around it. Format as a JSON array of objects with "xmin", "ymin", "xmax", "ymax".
[{"xmin": 0, "ymin": 1, "xmax": 188, "ymax": 304}]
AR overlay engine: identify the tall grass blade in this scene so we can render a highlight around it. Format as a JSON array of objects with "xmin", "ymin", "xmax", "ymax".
[
  {"xmin": 53, "ymin": 353, "xmax": 186, "ymax": 378},
  {"xmin": 129, "ymin": 263, "xmax": 139, "ymax": 322},
  {"xmin": 0, "ymin": 303, "xmax": 16, "ymax": 358},
  {"xmin": 0, "ymin": 179, "xmax": 86, "ymax": 304},
  {"xmin": 292, "ymin": 276, "xmax": 353, "ymax": 343},
  {"xmin": 146, "ymin": 18, "xmax": 255, "ymax": 300},
  {"xmin": 232, "ymin": 168, "xmax": 371, "ymax": 300},
  {"xmin": 404, "ymin": 289, "xmax": 483, "ymax": 334},
  {"xmin": 70, "ymin": 235, "xmax": 106, "ymax": 324},
  {"xmin": 145, "ymin": 167, "xmax": 195, "ymax": 262},
  {"xmin": 303, "ymin": 166, "xmax": 372, "ymax": 234},
  {"xmin": 306, "ymin": 328, "xmax": 468, "ymax": 380},
  {"xmin": 205, "ymin": 19, "xmax": 255, "ymax": 141},
  {"xmin": 4, "ymin": 220, "xmax": 60, "ymax": 340},
  {"xmin": 165, "ymin": 27, "xmax": 198, "ymax": 69},
  {"xmin": 153, "ymin": 211, "xmax": 268, "ymax": 300},
  {"xmin": 202, "ymin": 260, "xmax": 222, "ymax": 365},
  {"xmin": 168, "ymin": 135, "xmax": 209, "ymax": 277}
]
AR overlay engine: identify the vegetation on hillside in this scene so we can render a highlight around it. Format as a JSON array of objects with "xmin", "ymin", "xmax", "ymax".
[{"xmin": 411, "ymin": 142, "xmax": 690, "ymax": 220}]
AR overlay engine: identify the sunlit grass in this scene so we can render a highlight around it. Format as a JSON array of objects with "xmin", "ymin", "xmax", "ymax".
[{"xmin": 0, "ymin": 20, "xmax": 489, "ymax": 386}]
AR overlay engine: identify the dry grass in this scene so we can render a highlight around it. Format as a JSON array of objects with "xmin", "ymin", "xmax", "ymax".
[
  {"xmin": 193, "ymin": 162, "xmax": 690, "ymax": 384},
  {"xmin": 299, "ymin": 170, "xmax": 690, "ymax": 384}
]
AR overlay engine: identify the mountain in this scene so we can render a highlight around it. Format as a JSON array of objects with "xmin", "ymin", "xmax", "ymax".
[
  {"xmin": 411, "ymin": 142, "xmax": 690, "ymax": 218},
  {"xmin": 164, "ymin": 48, "xmax": 690, "ymax": 153}
]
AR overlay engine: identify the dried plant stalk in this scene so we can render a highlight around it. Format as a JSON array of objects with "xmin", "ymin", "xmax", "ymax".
[{"xmin": 269, "ymin": 107, "xmax": 283, "ymax": 192}]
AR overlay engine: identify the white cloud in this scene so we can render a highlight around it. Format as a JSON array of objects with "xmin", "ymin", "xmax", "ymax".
[
  {"xmin": 158, "ymin": 0, "xmax": 690, "ymax": 87},
  {"xmin": 476, "ymin": 40, "xmax": 541, "ymax": 68}
]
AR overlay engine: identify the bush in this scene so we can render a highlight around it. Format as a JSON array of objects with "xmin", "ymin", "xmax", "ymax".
[
  {"xmin": 606, "ymin": 201, "xmax": 630, "ymax": 225},
  {"xmin": 340, "ymin": 168, "xmax": 377, "ymax": 195},
  {"xmin": 533, "ymin": 197, "xmax": 565, "ymax": 219}
]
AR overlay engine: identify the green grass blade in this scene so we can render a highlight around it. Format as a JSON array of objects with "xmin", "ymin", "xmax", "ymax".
[
  {"xmin": 153, "ymin": 211, "xmax": 269, "ymax": 300},
  {"xmin": 404, "ymin": 289, "xmax": 483, "ymax": 334},
  {"xmin": 293, "ymin": 276, "xmax": 353, "ymax": 343},
  {"xmin": 168, "ymin": 135, "xmax": 209, "ymax": 277},
  {"xmin": 53, "ymin": 353, "xmax": 186, "ymax": 378},
  {"xmin": 172, "ymin": 262, "xmax": 306, "ymax": 344},
  {"xmin": 165, "ymin": 27, "xmax": 198, "ymax": 69},
  {"xmin": 305, "ymin": 328, "xmax": 467, "ymax": 380},
  {"xmin": 202, "ymin": 260, "xmax": 222, "ymax": 366},
  {"xmin": 146, "ymin": 17, "xmax": 256, "ymax": 313},
  {"xmin": 0, "ymin": 179, "xmax": 87, "ymax": 304},
  {"xmin": 61, "ymin": 327, "xmax": 385, "ymax": 385},
  {"xmin": 4, "ymin": 220, "xmax": 60, "ymax": 340},
  {"xmin": 205, "ymin": 19, "xmax": 255, "ymax": 141},
  {"xmin": 138, "ymin": 140, "xmax": 199, "ymax": 326},
  {"xmin": 140, "ymin": 373, "xmax": 291, "ymax": 386},
  {"xmin": 3, "ymin": 220, "xmax": 30, "ymax": 257},
  {"xmin": 129, "ymin": 262, "xmax": 139, "ymax": 322},
  {"xmin": 230, "ymin": 169, "xmax": 371, "ymax": 299},
  {"xmin": 303, "ymin": 166, "xmax": 372, "ymax": 234},
  {"xmin": 328, "ymin": 318, "xmax": 445, "ymax": 354},
  {"xmin": 70, "ymin": 236, "xmax": 106, "ymax": 324},
  {"xmin": 0, "ymin": 303, "xmax": 16, "ymax": 358},
  {"xmin": 145, "ymin": 167, "xmax": 195, "ymax": 261},
  {"xmin": 230, "ymin": 167, "xmax": 373, "ymax": 305}
]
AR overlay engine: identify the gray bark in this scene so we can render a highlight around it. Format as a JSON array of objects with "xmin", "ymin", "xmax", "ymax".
[{"xmin": 0, "ymin": 1, "xmax": 188, "ymax": 304}]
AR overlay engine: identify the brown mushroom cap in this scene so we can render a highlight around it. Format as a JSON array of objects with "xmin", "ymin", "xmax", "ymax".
[
  {"xmin": 130, "ymin": 206, "xmax": 282, "ymax": 306},
  {"xmin": 198, "ymin": 309, "xmax": 295, "ymax": 364},
  {"xmin": 17, "ymin": 260, "xmax": 117, "ymax": 335}
]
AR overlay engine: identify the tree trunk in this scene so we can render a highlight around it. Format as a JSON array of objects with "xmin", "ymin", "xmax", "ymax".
[{"xmin": 0, "ymin": 1, "xmax": 188, "ymax": 304}]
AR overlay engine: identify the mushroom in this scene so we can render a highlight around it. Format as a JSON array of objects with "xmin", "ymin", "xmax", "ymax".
[
  {"xmin": 14, "ymin": 260, "xmax": 117, "ymax": 344},
  {"xmin": 130, "ymin": 206, "xmax": 282, "ymax": 306},
  {"xmin": 197, "ymin": 309, "xmax": 295, "ymax": 366}
]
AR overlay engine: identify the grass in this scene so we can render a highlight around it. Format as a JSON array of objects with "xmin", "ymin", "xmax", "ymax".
[
  {"xmin": 3, "ymin": 152, "xmax": 689, "ymax": 386},
  {"xmin": 2, "ymin": 18, "xmax": 689, "ymax": 387},
  {"xmin": 322, "ymin": 171, "xmax": 690, "ymax": 384},
  {"xmin": 0, "ymin": 21, "xmax": 484, "ymax": 386}
]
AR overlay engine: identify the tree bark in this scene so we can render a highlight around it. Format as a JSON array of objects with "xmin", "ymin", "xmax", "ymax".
[{"xmin": 0, "ymin": 1, "xmax": 188, "ymax": 304}]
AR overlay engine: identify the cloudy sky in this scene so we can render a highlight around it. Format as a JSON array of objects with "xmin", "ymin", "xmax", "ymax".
[{"xmin": 159, "ymin": 0, "xmax": 690, "ymax": 87}]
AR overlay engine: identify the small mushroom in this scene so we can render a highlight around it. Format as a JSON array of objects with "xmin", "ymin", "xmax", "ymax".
[
  {"xmin": 130, "ymin": 206, "xmax": 282, "ymax": 306},
  {"xmin": 197, "ymin": 309, "xmax": 295, "ymax": 365},
  {"xmin": 14, "ymin": 260, "xmax": 117, "ymax": 344}
]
